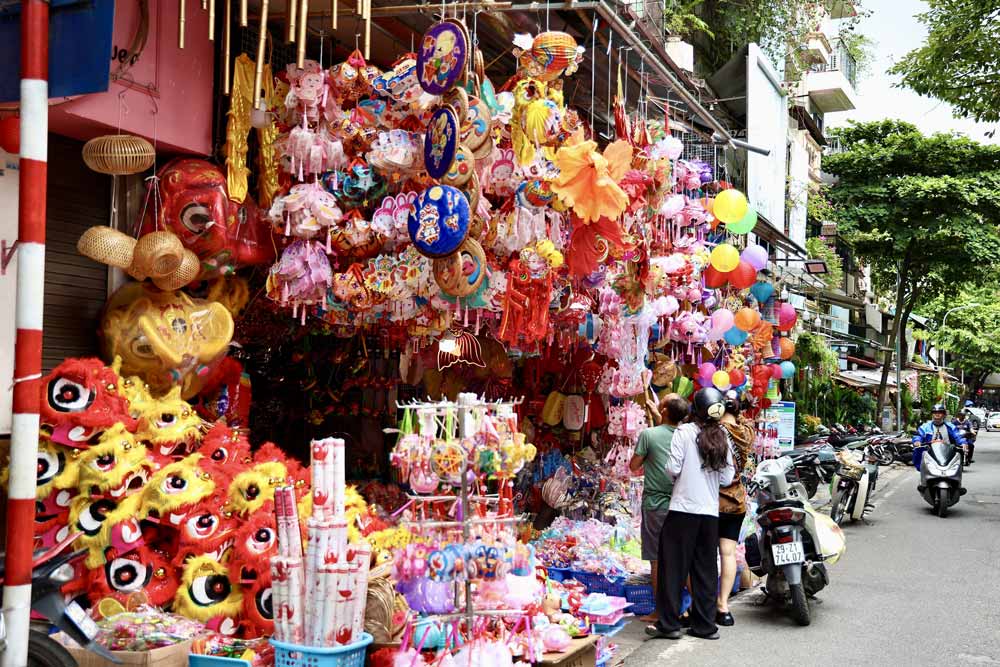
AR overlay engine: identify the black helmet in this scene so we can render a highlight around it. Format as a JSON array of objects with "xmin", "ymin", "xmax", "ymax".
[
  {"xmin": 932, "ymin": 403, "xmax": 946, "ymax": 414},
  {"xmin": 694, "ymin": 387, "xmax": 726, "ymax": 421}
]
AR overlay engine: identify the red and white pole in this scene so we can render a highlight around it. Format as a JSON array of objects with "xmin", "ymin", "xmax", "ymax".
[{"xmin": 2, "ymin": 0, "xmax": 47, "ymax": 664}]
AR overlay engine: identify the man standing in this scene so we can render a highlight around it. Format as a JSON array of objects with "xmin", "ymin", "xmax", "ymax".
[{"xmin": 630, "ymin": 394, "xmax": 690, "ymax": 621}]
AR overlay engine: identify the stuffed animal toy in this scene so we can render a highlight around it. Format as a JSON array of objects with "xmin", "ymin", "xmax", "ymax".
[
  {"xmin": 87, "ymin": 544, "xmax": 179, "ymax": 608},
  {"xmin": 172, "ymin": 492, "xmax": 239, "ymax": 567},
  {"xmin": 137, "ymin": 158, "xmax": 276, "ymax": 279},
  {"xmin": 100, "ymin": 282, "xmax": 235, "ymax": 401},
  {"xmin": 39, "ymin": 358, "xmax": 135, "ymax": 448},
  {"xmin": 69, "ymin": 494, "xmax": 144, "ymax": 568},
  {"xmin": 141, "ymin": 454, "xmax": 217, "ymax": 527},
  {"xmin": 134, "ymin": 386, "xmax": 205, "ymax": 461},
  {"xmin": 77, "ymin": 424, "xmax": 153, "ymax": 500},
  {"xmin": 173, "ymin": 555, "xmax": 243, "ymax": 635}
]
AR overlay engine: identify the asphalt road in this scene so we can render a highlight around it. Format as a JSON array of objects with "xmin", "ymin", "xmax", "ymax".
[{"xmin": 620, "ymin": 432, "xmax": 1000, "ymax": 666}]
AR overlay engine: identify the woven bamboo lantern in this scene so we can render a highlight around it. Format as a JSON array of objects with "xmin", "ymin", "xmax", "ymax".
[{"xmin": 82, "ymin": 134, "xmax": 156, "ymax": 175}]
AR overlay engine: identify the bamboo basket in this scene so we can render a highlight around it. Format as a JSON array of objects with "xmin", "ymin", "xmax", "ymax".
[{"xmin": 82, "ymin": 134, "xmax": 156, "ymax": 175}]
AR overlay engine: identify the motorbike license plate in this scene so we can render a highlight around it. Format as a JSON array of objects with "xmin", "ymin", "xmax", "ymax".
[
  {"xmin": 65, "ymin": 600, "xmax": 99, "ymax": 640},
  {"xmin": 771, "ymin": 542, "xmax": 805, "ymax": 566}
]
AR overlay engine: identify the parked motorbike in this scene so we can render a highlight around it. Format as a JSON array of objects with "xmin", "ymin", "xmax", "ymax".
[
  {"xmin": 918, "ymin": 438, "xmax": 966, "ymax": 518},
  {"xmin": 829, "ymin": 446, "xmax": 879, "ymax": 525},
  {"xmin": 745, "ymin": 457, "xmax": 845, "ymax": 626},
  {"xmin": 0, "ymin": 533, "xmax": 118, "ymax": 667}
]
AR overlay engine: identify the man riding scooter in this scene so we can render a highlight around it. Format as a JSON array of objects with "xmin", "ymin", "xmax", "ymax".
[
  {"xmin": 912, "ymin": 404, "xmax": 966, "ymax": 470},
  {"xmin": 952, "ymin": 410, "xmax": 977, "ymax": 465}
]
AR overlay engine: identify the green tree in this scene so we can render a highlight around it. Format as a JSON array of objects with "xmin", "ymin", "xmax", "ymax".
[
  {"xmin": 823, "ymin": 120, "xmax": 1000, "ymax": 413},
  {"xmin": 805, "ymin": 237, "xmax": 844, "ymax": 291},
  {"xmin": 889, "ymin": 0, "xmax": 1000, "ymax": 124}
]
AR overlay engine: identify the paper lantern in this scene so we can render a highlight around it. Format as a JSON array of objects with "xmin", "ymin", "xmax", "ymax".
[
  {"xmin": 0, "ymin": 116, "xmax": 19, "ymax": 154},
  {"xmin": 724, "ymin": 327, "xmax": 749, "ymax": 346},
  {"xmin": 712, "ymin": 370, "xmax": 732, "ymax": 390},
  {"xmin": 778, "ymin": 303, "xmax": 798, "ymax": 331},
  {"xmin": 780, "ymin": 361, "xmax": 796, "ymax": 379},
  {"xmin": 714, "ymin": 189, "xmax": 749, "ymax": 224},
  {"xmin": 711, "ymin": 308, "xmax": 734, "ymax": 333},
  {"xmin": 710, "ymin": 244, "xmax": 740, "ymax": 273},
  {"xmin": 741, "ymin": 244, "xmax": 768, "ymax": 271},
  {"xmin": 82, "ymin": 135, "xmax": 157, "ymax": 175},
  {"xmin": 675, "ymin": 376, "xmax": 694, "ymax": 398},
  {"xmin": 703, "ymin": 265, "xmax": 728, "ymax": 288},
  {"xmin": 779, "ymin": 338, "xmax": 796, "ymax": 360},
  {"xmin": 729, "ymin": 368, "xmax": 746, "ymax": 387},
  {"xmin": 734, "ymin": 307, "xmax": 761, "ymax": 332},
  {"xmin": 726, "ymin": 208, "xmax": 757, "ymax": 235},
  {"xmin": 698, "ymin": 362, "xmax": 717, "ymax": 378},
  {"xmin": 749, "ymin": 280, "xmax": 775, "ymax": 303},
  {"xmin": 728, "ymin": 260, "xmax": 757, "ymax": 290}
]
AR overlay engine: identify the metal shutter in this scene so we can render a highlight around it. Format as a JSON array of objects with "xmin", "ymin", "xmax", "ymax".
[{"xmin": 43, "ymin": 136, "xmax": 110, "ymax": 372}]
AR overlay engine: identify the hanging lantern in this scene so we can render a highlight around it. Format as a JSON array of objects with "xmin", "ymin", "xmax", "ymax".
[
  {"xmin": 82, "ymin": 135, "xmax": 156, "ymax": 175},
  {"xmin": 0, "ymin": 116, "xmax": 20, "ymax": 154}
]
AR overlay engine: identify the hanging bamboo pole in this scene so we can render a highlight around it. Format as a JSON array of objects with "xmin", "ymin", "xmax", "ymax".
[
  {"xmin": 239, "ymin": 0, "xmax": 247, "ymax": 26},
  {"xmin": 331, "ymin": 0, "xmax": 337, "ymax": 30},
  {"xmin": 363, "ymin": 0, "xmax": 371, "ymax": 59},
  {"xmin": 253, "ymin": 0, "xmax": 269, "ymax": 109},
  {"xmin": 178, "ymin": 0, "xmax": 186, "ymax": 47},
  {"xmin": 288, "ymin": 0, "xmax": 297, "ymax": 42},
  {"xmin": 208, "ymin": 0, "xmax": 215, "ymax": 40},
  {"xmin": 297, "ymin": 0, "xmax": 308, "ymax": 66},
  {"xmin": 223, "ymin": 0, "xmax": 232, "ymax": 93}
]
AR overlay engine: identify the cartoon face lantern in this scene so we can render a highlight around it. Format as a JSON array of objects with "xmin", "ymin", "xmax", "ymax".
[
  {"xmin": 77, "ymin": 424, "xmax": 153, "ymax": 500},
  {"xmin": 230, "ymin": 508, "xmax": 279, "ymax": 583},
  {"xmin": 173, "ymin": 493, "xmax": 239, "ymax": 567},
  {"xmin": 141, "ymin": 454, "xmax": 217, "ymax": 527},
  {"xmin": 134, "ymin": 386, "xmax": 205, "ymax": 461},
  {"xmin": 100, "ymin": 282, "xmax": 235, "ymax": 401},
  {"xmin": 173, "ymin": 555, "xmax": 243, "ymax": 634},
  {"xmin": 40, "ymin": 358, "xmax": 135, "ymax": 448},
  {"xmin": 139, "ymin": 159, "xmax": 275, "ymax": 279},
  {"xmin": 87, "ymin": 545, "xmax": 179, "ymax": 608}
]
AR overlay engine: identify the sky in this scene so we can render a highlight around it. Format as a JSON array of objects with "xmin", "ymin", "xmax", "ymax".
[{"xmin": 826, "ymin": 0, "xmax": 999, "ymax": 144}]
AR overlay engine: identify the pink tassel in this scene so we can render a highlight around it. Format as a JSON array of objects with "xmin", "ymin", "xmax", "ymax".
[
  {"xmin": 475, "ymin": 310, "xmax": 480, "ymax": 335},
  {"xmin": 326, "ymin": 229, "xmax": 332, "ymax": 254},
  {"xmin": 301, "ymin": 305, "xmax": 307, "ymax": 326}
]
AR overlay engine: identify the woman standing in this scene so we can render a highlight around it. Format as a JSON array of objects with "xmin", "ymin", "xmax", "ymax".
[
  {"xmin": 716, "ymin": 392, "xmax": 756, "ymax": 627},
  {"xmin": 646, "ymin": 388, "xmax": 735, "ymax": 641}
]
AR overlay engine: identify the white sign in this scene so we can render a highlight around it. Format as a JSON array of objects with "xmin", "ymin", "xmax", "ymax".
[
  {"xmin": 0, "ymin": 149, "xmax": 18, "ymax": 434},
  {"xmin": 745, "ymin": 43, "xmax": 789, "ymax": 229}
]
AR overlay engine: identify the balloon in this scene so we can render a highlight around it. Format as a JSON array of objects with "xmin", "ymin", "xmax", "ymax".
[
  {"xmin": 780, "ymin": 361, "xmax": 796, "ymax": 379},
  {"xmin": 698, "ymin": 362, "xmax": 717, "ymax": 378},
  {"xmin": 729, "ymin": 369, "xmax": 746, "ymax": 387},
  {"xmin": 770, "ymin": 364, "xmax": 783, "ymax": 380},
  {"xmin": 724, "ymin": 327, "xmax": 749, "ymax": 346},
  {"xmin": 728, "ymin": 261, "xmax": 757, "ymax": 290},
  {"xmin": 712, "ymin": 370, "xmax": 732, "ymax": 390},
  {"xmin": 779, "ymin": 338, "xmax": 796, "ymax": 360},
  {"xmin": 711, "ymin": 308, "xmax": 734, "ymax": 332},
  {"xmin": 714, "ymin": 189, "xmax": 749, "ymax": 224},
  {"xmin": 703, "ymin": 265, "xmax": 728, "ymax": 288},
  {"xmin": 741, "ymin": 244, "xmax": 769, "ymax": 271},
  {"xmin": 749, "ymin": 281, "xmax": 775, "ymax": 303},
  {"xmin": 710, "ymin": 244, "xmax": 740, "ymax": 273},
  {"xmin": 734, "ymin": 307, "xmax": 761, "ymax": 332},
  {"xmin": 701, "ymin": 197, "xmax": 715, "ymax": 215},
  {"xmin": 0, "ymin": 116, "xmax": 19, "ymax": 154},
  {"xmin": 726, "ymin": 208, "xmax": 757, "ymax": 234},
  {"xmin": 778, "ymin": 303, "xmax": 798, "ymax": 331}
]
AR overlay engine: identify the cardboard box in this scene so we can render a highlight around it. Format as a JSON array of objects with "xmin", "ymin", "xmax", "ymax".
[
  {"xmin": 535, "ymin": 636, "xmax": 597, "ymax": 667},
  {"xmin": 66, "ymin": 639, "xmax": 193, "ymax": 667}
]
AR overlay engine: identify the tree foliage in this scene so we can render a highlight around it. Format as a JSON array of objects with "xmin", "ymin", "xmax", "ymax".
[
  {"xmin": 823, "ymin": 120, "xmax": 1000, "ymax": 410},
  {"xmin": 889, "ymin": 0, "xmax": 1000, "ymax": 124},
  {"xmin": 805, "ymin": 237, "xmax": 844, "ymax": 291}
]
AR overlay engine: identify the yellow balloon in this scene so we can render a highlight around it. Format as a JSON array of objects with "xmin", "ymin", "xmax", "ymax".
[
  {"xmin": 714, "ymin": 189, "xmax": 749, "ymax": 224},
  {"xmin": 710, "ymin": 244, "xmax": 740, "ymax": 273},
  {"xmin": 712, "ymin": 370, "xmax": 732, "ymax": 390}
]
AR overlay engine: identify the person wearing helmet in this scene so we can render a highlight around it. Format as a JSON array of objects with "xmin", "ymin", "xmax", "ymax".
[
  {"xmin": 912, "ymin": 403, "xmax": 965, "ymax": 469},
  {"xmin": 952, "ymin": 409, "xmax": 977, "ymax": 465},
  {"xmin": 647, "ymin": 388, "xmax": 735, "ymax": 642}
]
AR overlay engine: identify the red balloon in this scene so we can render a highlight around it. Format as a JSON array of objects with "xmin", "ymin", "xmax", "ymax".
[
  {"xmin": 0, "ymin": 116, "xmax": 19, "ymax": 155},
  {"xmin": 729, "ymin": 368, "xmax": 746, "ymax": 387},
  {"xmin": 770, "ymin": 363, "xmax": 783, "ymax": 380},
  {"xmin": 728, "ymin": 260, "xmax": 757, "ymax": 290},
  {"xmin": 703, "ymin": 265, "xmax": 728, "ymax": 288}
]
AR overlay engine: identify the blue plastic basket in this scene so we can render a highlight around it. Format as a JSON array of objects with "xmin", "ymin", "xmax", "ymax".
[
  {"xmin": 624, "ymin": 584, "xmax": 655, "ymax": 616},
  {"xmin": 271, "ymin": 633, "xmax": 373, "ymax": 667},
  {"xmin": 546, "ymin": 566, "xmax": 572, "ymax": 582},
  {"xmin": 189, "ymin": 657, "xmax": 251, "ymax": 667},
  {"xmin": 570, "ymin": 571, "xmax": 626, "ymax": 597}
]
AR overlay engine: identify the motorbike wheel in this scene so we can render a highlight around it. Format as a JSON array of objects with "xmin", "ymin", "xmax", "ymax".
[
  {"xmin": 27, "ymin": 629, "xmax": 78, "ymax": 667},
  {"xmin": 936, "ymin": 492, "xmax": 949, "ymax": 518},
  {"xmin": 830, "ymin": 484, "xmax": 853, "ymax": 525},
  {"xmin": 789, "ymin": 583, "xmax": 811, "ymax": 626},
  {"xmin": 878, "ymin": 449, "xmax": 894, "ymax": 466},
  {"xmin": 804, "ymin": 475, "xmax": 819, "ymax": 499}
]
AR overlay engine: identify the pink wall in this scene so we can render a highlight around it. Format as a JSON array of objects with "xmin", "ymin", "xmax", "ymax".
[{"xmin": 49, "ymin": 0, "xmax": 215, "ymax": 155}]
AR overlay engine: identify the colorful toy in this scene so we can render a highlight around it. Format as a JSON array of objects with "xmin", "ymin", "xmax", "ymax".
[{"xmin": 39, "ymin": 358, "xmax": 135, "ymax": 448}]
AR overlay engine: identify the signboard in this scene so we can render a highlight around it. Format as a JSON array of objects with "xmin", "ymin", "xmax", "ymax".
[
  {"xmin": 0, "ymin": 0, "xmax": 115, "ymax": 102},
  {"xmin": 745, "ymin": 43, "xmax": 789, "ymax": 229},
  {"xmin": 0, "ymin": 150, "xmax": 18, "ymax": 434},
  {"xmin": 766, "ymin": 401, "xmax": 796, "ymax": 452}
]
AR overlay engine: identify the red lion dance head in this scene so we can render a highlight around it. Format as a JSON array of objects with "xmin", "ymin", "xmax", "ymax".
[{"xmin": 39, "ymin": 358, "xmax": 135, "ymax": 447}]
